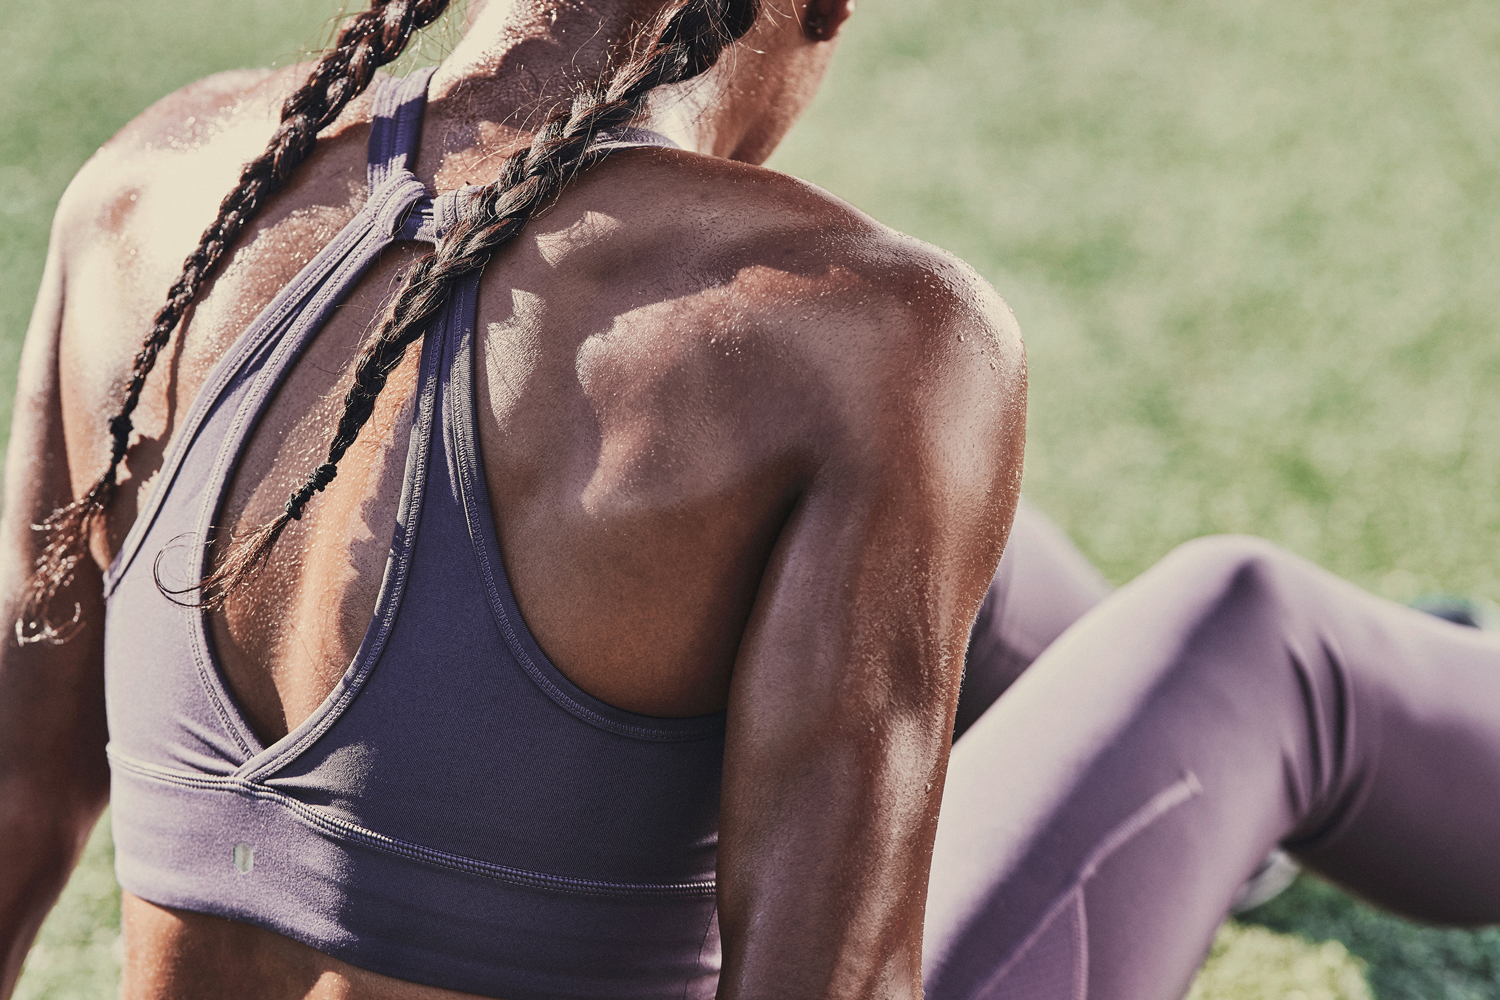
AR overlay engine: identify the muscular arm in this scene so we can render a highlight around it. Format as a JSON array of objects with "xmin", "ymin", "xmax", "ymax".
[
  {"xmin": 0, "ymin": 84, "xmax": 282, "ymax": 980},
  {"xmin": 0, "ymin": 199, "xmax": 111, "ymax": 998},
  {"xmin": 717, "ymin": 262, "xmax": 1026, "ymax": 998}
]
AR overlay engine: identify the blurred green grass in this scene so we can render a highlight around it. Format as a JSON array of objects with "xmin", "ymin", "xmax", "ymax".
[
  {"xmin": 13, "ymin": 820, "xmax": 119, "ymax": 1000},
  {"xmin": 777, "ymin": 0, "xmax": 1500, "ymax": 602},
  {"xmin": 8, "ymin": 0, "xmax": 1500, "ymax": 997}
]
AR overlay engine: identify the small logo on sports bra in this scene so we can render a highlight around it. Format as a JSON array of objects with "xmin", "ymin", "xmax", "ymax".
[{"xmin": 232, "ymin": 842, "xmax": 255, "ymax": 875}]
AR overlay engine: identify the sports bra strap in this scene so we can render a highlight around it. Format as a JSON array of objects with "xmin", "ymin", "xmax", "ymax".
[
  {"xmin": 368, "ymin": 66, "xmax": 439, "ymax": 191},
  {"xmin": 396, "ymin": 184, "xmax": 472, "ymax": 244},
  {"xmin": 368, "ymin": 69, "xmax": 681, "ymax": 244}
]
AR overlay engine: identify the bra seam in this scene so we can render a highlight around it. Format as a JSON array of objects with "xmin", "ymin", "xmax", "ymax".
[
  {"xmin": 368, "ymin": 67, "xmax": 436, "ymax": 192},
  {"xmin": 181, "ymin": 225, "xmax": 391, "ymax": 759},
  {"xmin": 110, "ymin": 748, "xmax": 717, "ymax": 899},
  {"xmin": 182, "ymin": 180, "xmax": 431, "ymax": 761},
  {"xmin": 237, "ymin": 316, "xmax": 442, "ymax": 783},
  {"xmin": 443, "ymin": 282, "xmax": 724, "ymax": 744},
  {"xmin": 118, "ymin": 72, "xmax": 437, "ymax": 769},
  {"xmin": 185, "ymin": 609, "xmax": 258, "ymax": 758}
]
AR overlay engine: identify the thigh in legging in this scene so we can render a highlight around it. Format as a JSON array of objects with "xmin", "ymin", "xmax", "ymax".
[
  {"xmin": 926, "ymin": 535, "xmax": 1500, "ymax": 1000},
  {"xmin": 956, "ymin": 498, "xmax": 1112, "ymax": 739}
]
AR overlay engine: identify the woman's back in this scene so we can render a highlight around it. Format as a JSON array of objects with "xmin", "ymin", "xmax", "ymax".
[
  {"xmin": 11, "ymin": 2, "xmax": 1024, "ymax": 996},
  {"xmin": 99, "ymin": 71, "xmax": 738, "ymax": 1000},
  {"xmin": 60, "ymin": 64, "xmax": 1015, "ymax": 732}
]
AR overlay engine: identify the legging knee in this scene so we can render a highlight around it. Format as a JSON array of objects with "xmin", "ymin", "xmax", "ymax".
[
  {"xmin": 1132, "ymin": 534, "xmax": 1325, "ymax": 675},
  {"xmin": 1092, "ymin": 535, "xmax": 1356, "ymax": 839}
]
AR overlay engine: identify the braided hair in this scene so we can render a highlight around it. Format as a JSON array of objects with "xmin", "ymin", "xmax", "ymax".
[
  {"xmin": 17, "ymin": 0, "xmax": 453, "ymax": 644},
  {"xmin": 18, "ymin": 0, "xmax": 762, "ymax": 638},
  {"xmin": 199, "ymin": 0, "xmax": 762, "ymax": 606}
]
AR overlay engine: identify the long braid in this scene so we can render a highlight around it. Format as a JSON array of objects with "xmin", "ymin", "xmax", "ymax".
[
  {"xmin": 17, "ymin": 0, "xmax": 453, "ymax": 644},
  {"xmin": 197, "ymin": 0, "xmax": 762, "ymax": 606}
]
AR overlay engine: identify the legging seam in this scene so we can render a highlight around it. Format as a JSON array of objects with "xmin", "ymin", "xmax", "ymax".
[
  {"xmin": 1079, "ymin": 771, "xmax": 1202, "ymax": 881},
  {"xmin": 967, "ymin": 772, "xmax": 1202, "ymax": 1000},
  {"xmin": 1072, "ymin": 891, "xmax": 1089, "ymax": 1000}
]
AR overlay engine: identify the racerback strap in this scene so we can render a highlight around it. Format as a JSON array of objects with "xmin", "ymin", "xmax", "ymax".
[
  {"xmin": 365, "ymin": 68, "xmax": 681, "ymax": 245},
  {"xmin": 368, "ymin": 66, "xmax": 439, "ymax": 192}
]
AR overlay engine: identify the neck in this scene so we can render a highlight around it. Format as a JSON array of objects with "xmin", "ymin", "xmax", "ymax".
[
  {"xmin": 430, "ymin": 1, "xmax": 696, "ymax": 141},
  {"xmin": 435, "ymin": 0, "xmax": 651, "ymax": 99},
  {"xmin": 422, "ymin": 0, "xmax": 777, "ymax": 176}
]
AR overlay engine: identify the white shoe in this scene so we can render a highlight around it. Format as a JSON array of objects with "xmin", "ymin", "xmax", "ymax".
[{"xmin": 1229, "ymin": 849, "xmax": 1301, "ymax": 914}]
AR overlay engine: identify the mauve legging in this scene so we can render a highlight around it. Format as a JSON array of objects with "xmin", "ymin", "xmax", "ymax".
[{"xmin": 934, "ymin": 501, "xmax": 1500, "ymax": 1000}]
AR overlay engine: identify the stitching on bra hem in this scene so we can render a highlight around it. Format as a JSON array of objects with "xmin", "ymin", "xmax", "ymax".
[{"xmin": 110, "ymin": 749, "xmax": 717, "ymax": 899}]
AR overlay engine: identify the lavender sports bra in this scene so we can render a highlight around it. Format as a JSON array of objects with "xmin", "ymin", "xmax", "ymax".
[{"xmin": 103, "ymin": 69, "xmax": 726, "ymax": 1000}]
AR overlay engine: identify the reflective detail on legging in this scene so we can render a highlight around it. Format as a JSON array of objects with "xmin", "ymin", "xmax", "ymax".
[
  {"xmin": 965, "ymin": 775, "xmax": 1199, "ymax": 1000},
  {"xmin": 976, "ymin": 888, "xmax": 1087, "ymax": 1000}
]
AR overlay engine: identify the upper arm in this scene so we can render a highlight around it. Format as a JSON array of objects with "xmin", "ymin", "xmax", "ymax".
[
  {"xmin": 0, "ymin": 60, "xmax": 290, "ymax": 750},
  {"xmin": 3, "ymin": 194, "xmax": 78, "ymax": 571},
  {"xmin": 716, "ymin": 250, "xmax": 1025, "ymax": 997},
  {"xmin": 0, "ymin": 182, "xmax": 112, "ymax": 995},
  {"xmin": 0, "ymin": 173, "xmax": 111, "ymax": 806}
]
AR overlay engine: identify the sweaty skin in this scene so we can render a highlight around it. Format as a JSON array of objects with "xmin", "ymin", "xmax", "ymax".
[{"xmin": 0, "ymin": 1, "xmax": 1026, "ymax": 998}]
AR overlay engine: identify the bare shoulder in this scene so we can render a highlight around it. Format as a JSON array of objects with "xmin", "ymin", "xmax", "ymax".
[
  {"xmin": 56, "ymin": 67, "xmax": 291, "ymax": 240},
  {"xmin": 52, "ymin": 59, "xmax": 384, "ymax": 280},
  {"xmin": 101, "ymin": 66, "xmax": 289, "ymax": 154},
  {"xmin": 588, "ymin": 151, "xmax": 1026, "ymax": 464},
  {"xmin": 669, "ymin": 154, "xmax": 1011, "ymax": 370},
  {"xmin": 50, "ymin": 62, "xmax": 378, "ymax": 367}
]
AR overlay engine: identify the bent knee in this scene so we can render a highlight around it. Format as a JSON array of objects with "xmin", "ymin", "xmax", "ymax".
[
  {"xmin": 1144, "ymin": 535, "xmax": 1312, "ymax": 629},
  {"xmin": 1163, "ymin": 534, "xmax": 1292, "ymax": 577}
]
